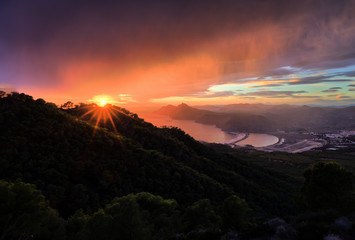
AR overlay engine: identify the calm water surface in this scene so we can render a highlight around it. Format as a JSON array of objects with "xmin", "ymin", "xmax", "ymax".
[
  {"xmin": 237, "ymin": 134, "xmax": 279, "ymax": 147},
  {"xmin": 141, "ymin": 114, "xmax": 278, "ymax": 147}
]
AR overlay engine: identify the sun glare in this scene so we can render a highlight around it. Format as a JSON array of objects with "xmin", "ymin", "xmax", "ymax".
[
  {"xmin": 99, "ymin": 99, "xmax": 107, "ymax": 107},
  {"xmin": 91, "ymin": 95, "xmax": 115, "ymax": 107},
  {"xmin": 79, "ymin": 97, "xmax": 141, "ymax": 136}
]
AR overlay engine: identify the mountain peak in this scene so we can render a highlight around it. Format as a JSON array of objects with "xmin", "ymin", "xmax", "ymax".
[{"xmin": 177, "ymin": 103, "xmax": 190, "ymax": 108}]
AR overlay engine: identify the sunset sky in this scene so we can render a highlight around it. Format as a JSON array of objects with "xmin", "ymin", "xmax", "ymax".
[{"xmin": 1, "ymin": 0, "xmax": 355, "ymax": 109}]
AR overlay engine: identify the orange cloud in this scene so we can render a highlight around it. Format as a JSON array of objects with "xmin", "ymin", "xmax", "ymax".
[{"xmin": 55, "ymin": 54, "xmax": 220, "ymax": 103}]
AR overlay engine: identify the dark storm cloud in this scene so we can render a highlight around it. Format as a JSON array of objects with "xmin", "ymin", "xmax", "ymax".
[
  {"xmin": 258, "ymin": 66, "xmax": 301, "ymax": 78},
  {"xmin": 240, "ymin": 90, "xmax": 308, "ymax": 95},
  {"xmin": 288, "ymin": 76, "xmax": 353, "ymax": 85},
  {"xmin": 321, "ymin": 87, "xmax": 342, "ymax": 93},
  {"xmin": 1, "ymin": 0, "xmax": 310, "ymax": 56},
  {"xmin": 249, "ymin": 84, "xmax": 285, "ymax": 88},
  {"xmin": 345, "ymin": 72, "xmax": 355, "ymax": 77},
  {"xmin": 237, "ymin": 90, "xmax": 318, "ymax": 98},
  {"xmin": 236, "ymin": 74, "xmax": 353, "ymax": 87},
  {"xmin": 1, "ymin": 0, "xmax": 355, "ymax": 96},
  {"xmin": 266, "ymin": 68, "xmax": 298, "ymax": 77},
  {"xmin": 322, "ymin": 89, "xmax": 338, "ymax": 93},
  {"xmin": 334, "ymin": 71, "xmax": 355, "ymax": 77}
]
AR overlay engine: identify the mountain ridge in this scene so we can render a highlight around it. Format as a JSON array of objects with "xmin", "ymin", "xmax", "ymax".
[{"xmin": 155, "ymin": 103, "xmax": 355, "ymax": 132}]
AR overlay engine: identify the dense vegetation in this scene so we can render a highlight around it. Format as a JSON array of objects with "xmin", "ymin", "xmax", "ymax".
[{"xmin": 0, "ymin": 93, "xmax": 354, "ymax": 239}]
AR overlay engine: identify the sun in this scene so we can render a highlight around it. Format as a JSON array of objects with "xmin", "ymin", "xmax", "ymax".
[
  {"xmin": 79, "ymin": 94, "xmax": 142, "ymax": 137},
  {"xmin": 98, "ymin": 99, "xmax": 107, "ymax": 107},
  {"xmin": 91, "ymin": 95, "xmax": 114, "ymax": 107}
]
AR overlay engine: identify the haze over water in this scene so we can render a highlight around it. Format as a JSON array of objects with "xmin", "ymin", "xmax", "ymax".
[{"xmin": 142, "ymin": 114, "xmax": 278, "ymax": 147}]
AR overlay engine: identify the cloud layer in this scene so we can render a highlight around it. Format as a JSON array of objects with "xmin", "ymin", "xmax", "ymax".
[{"xmin": 0, "ymin": 0, "xmax": 355, "ymax": 105}]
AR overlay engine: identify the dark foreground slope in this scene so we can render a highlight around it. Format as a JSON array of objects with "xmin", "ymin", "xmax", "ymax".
[
  {"xmin": 0, "ymin": 93, "xmax": 299, "ymax": 219},
  {"xmin": 1, "ymin": 93, "xmax": 355, "ymax": 240}
]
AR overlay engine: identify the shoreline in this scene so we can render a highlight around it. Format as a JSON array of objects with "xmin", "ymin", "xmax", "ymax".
[
  {"xmin": 256, "ymin": 132, "xmax": 327, "ymax": 153},
  {"xmin": 224, "ymin": 132, "xmax": 249, "ymax": 145}
]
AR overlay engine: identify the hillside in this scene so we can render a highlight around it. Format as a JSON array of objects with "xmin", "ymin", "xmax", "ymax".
[
  {"xmin": 1, "ymin": 93, "xmax": 355, "ymax": 239},
  {"xmin": 0, "ymin": 93, "xmax": 299, "ymax": 219}
]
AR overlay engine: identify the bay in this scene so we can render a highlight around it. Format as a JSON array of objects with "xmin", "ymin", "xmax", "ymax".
[{"xmin": 141, "ymin": 114, "xmax": 278, "ymax": 147}]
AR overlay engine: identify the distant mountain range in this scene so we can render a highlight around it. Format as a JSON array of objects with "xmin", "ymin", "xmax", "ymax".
[{"xmin": 155, "ymin": 103, "xmax": 355, "ymax": 132}]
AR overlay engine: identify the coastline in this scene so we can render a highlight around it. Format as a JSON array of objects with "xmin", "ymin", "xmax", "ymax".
[
  {"xmin": 256, "ymin": 132, "xmax": 326, "ymax": 153},
  {"xmin": 224, "ymin": 132, "xmax": 249, "ymax": 145}
]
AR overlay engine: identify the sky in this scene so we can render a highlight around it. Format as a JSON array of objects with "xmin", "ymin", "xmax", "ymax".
[{"xmin": 1, "ymin": 0, "xmax": 355, "ymax": 109}]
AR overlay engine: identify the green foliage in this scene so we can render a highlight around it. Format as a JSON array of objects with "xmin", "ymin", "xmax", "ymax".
[
  {"xmin": 299, "ymin": 162, "xmax": 355, "ymax": 213},
  {"xmin": 134, "ymin": 192, "xmax": 181, "ymax": 238},
  {"xmin": 183, "ymin": 199, "xmax": 221, "ymax": 232},
  {"xmin": 0, "ymin": 179, "xmax": 65, "ymax": 240},
  {"xmin": 78, "ymin": 195, "xmax": 149, "ymax": 240},
  {"xmin": 69, "ymin": 192, "xmax": 256, "ymax": 239},
  {"xmin": 70, "ymin": 192, "xmax": 182, "ymax": 240},
  {"xmin": 293, "ymin": 210, "xmax": 341, "ymax": 240},
  {"xmin": 220, "ymin": 195, "xmax": 253, "ymax": 231}
]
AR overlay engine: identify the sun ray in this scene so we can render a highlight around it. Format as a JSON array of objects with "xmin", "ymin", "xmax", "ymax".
[
  {"xmin": 80, "ymin": 107, "xmax": 96, "ymax": 118},
  {"xmin": 110, "ymin": 106, "xmax": 133, "ymax": 118},
  {"xmin": 89, "ymin": 108, "xmax": 100, "ymax": 122},
  {"xmin": 106, "ymin": 109, "xmax": 118, "ymax": 133},
  {"xmin": 107, "ymin": 107, "xmax": 119, "ymax": 120},
  {"xmin": 92, "ymin": 108, "xmax": 103, "ymax": 135},
  {"xmin": 73, "ymin": 101, "xmax": 142, "ymax": 139}
]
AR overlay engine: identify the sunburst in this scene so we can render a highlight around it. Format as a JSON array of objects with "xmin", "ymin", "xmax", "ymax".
[
  {"xmin": 77, "ymin": 103, "xmax": 140, "ymax": 136},
  {"xmin": 92, "ymin": 95, "xmax": 113, "ymax": 108}
]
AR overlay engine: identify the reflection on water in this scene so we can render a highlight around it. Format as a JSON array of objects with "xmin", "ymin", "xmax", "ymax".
[
  {"xmin": 141, "ymin": 114, "xmax": 278, "ymax": 147},
  {"xmin": 237, "ymin": 133, "xmax": 279, "ymax": 147},
  {"xmin": 141, "ymin": 114, "xmax": 237, "ymax": 143}
]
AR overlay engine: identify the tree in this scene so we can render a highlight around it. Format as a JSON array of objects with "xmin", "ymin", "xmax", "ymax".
[
  {"xmin": 35, "ymin": 98, "xmax": 46, "ymax": 104},
  {"xmin": 61, "ymin": 101, "xmax": 74, "ymax": 109},
  {"xmin": 183, "ymin": 199, "xmax": 220, "ymax": 231},
  {"xmin": 134, "ymin": 192, "xmax": 180, "ymax": 239},
  {"xmin": 0, "ymin": 180, "xmax": 65, "ymax": 240},
  {"xmin": 220, "ymin": 195, "xmax": 253, "ymax": 231},
  {"xmin": 299, "ymin": 162, "xmax": 355, "ymax": 213},
  {"xmin": 76, "ymin": 195, "xmax": 149, "ymax": 240}
]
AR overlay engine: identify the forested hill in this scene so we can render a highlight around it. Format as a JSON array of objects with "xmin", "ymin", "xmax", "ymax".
[
  {"xmin": 0, "ymin": 93, "xmax": 298, "ymax": 218},
  {"xmin": 0, "ymin": 92, "xmax": 316, "ymax": 240},
  {"xmin": 1, "ymin": 93, "xmax": 355, "ymax": 239}
]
